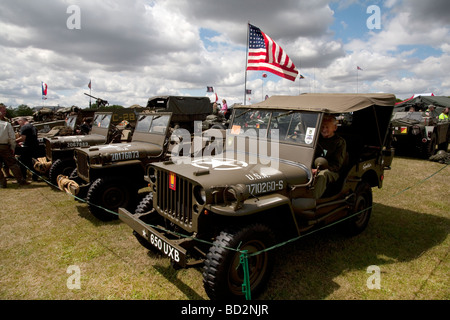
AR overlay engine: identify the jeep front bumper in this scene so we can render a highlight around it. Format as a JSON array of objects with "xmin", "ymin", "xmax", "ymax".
[{"xmin": 118, "ymin": 207, "xmax": 188, "ymax": 267}]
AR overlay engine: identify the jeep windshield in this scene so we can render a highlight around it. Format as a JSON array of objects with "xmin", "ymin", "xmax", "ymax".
[
  {"xmin": 231, "ymin": 108, "xmax": 319, "ymax": 146},
  {"xmin": 93, "ymin": 114, "xmax": 112, "ymax": 129},
  {"xmin": 135, "ymin": 114, "xmax": 170, "ymax": 134},
  {"xmin": 66, "ymin": 116, "xmax": 77, "ymax": 130},
  {"xmin": 391, "ymin": 111, "xmax": 423, "ymax": 123}
]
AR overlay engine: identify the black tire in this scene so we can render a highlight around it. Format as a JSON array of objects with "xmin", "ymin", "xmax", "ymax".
[
  {"xmin": 133, "ymin": 192, "xmax": 160, "ymax": 252},
  {"xmin": 69, "ymin": 168, "xmax": 88, "ymax": 200},
  {"xmin": 86, "ymin": 177, "xmax": 137, "ymax": 221},
  {"xmin": 49, "ymin": 158, "xmax": 75, "ymax": 186},
  {"xmin": 135, "ymin": 192, "xmax": 154, "ymax": 215},
  {"xmin": 344, "ymin": 181, "xmax": 372, "ymax": 236},
  {"xmin": 202, "ymin": 224, "xmax": 275, "ymax": 300}
]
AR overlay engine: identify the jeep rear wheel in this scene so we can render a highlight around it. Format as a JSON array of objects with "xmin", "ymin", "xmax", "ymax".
[
  {"xmin": 49, "ymin": 158, "xmax": 75, "ymax": 186},
  {"xmin": 203, "ymin": 224, "xmax": 275, "ymax": 300},
  {"xmin": 345, "ymin": 181, "xmax": 372, "ymax": 236},
  {"xmin": 86, "ymin": 177, "xmax": 137, "ymax": 221}
]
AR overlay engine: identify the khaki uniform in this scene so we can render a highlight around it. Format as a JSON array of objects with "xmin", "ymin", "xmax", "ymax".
[
  {"xmin": 313, "ymin": 134, "xmax": 347, "ymax": 199},
  {"xmin": 0, "ymin": 119, "xmax": 26, "ymax": 186}
]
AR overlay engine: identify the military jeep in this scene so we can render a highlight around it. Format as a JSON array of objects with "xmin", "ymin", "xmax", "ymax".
[
  {"xmin": 390, "ymin": 110, "xmax": 450, "ymax": 158},
  {"xmin": 43, "ymin": 112, "xmax": 126, "ymax": 185},
  {"xmin": 65, "ymin": 96, "xmax": 213, "ymax": 221},
  {"xmin": 118, "ymin": 93, "xmax": 395, "ymax": 300}
]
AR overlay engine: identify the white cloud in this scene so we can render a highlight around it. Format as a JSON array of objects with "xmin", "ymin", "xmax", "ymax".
[{"xmin": 0, "ymin": 0, "xmax": 448, "ymax": 108}]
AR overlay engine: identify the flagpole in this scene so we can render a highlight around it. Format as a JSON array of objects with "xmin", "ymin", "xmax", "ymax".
[
  {"xmin": 89, "ymin": 79, "xmax": 92, "ymax": 108},
  {"xmin": 244, "ymin": 22, "xmax": 250, "ymax": 105},
  {"xmin": 356, "ymin": 68, "xmax": 358, "ymax": 93}
]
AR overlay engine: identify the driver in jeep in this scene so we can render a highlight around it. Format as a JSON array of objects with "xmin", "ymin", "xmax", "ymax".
[{"xmin": 312, "ymin": 114, "xmax": 347, "ymax": 199}]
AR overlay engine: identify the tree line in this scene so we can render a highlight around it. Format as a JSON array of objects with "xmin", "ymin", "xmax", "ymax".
[{"xmin": 0, "ymin": 103, "xmax": 124, "ymax": 119}]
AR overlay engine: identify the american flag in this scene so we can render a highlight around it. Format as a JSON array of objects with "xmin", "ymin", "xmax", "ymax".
[{"xmin": 247, "ymin": 24, "xmax": 298, "ymax": 82}]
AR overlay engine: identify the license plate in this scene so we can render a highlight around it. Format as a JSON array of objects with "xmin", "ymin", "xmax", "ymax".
[
  {"xmin": 118, "ymin": 208, "xmax": 187, "ymax": 267},
  {"xmin": 142, "ymin": 228, "xmax": 183, "ymax": 264}
]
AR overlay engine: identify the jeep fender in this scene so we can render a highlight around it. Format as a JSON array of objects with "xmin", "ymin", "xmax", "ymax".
[
  {"xmin": 210, "ymin": 193, "xmax": 292, "ymax": 216},
  {"xmin": 89, "ymin": 160, "xmax": 145, "ymax": 183},
  {"xmin": 209, "ymin": 193, "xmax": 300, "ymax": 237}
]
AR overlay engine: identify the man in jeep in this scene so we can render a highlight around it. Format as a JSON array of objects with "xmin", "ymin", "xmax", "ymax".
[{"xmin": 312, "ymin": 114, "xmax": 347, "ymax": 199}]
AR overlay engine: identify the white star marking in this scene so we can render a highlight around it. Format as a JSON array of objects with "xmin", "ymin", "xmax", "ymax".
[{"xmin": 192, "ymin": 158, "xmax": 248, "ymax": 171}]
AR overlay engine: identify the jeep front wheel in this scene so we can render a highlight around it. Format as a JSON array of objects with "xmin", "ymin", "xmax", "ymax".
[
  {"xmin": 86, "ymin": 177, "xmax": 137, "ymax": 221},
  {"xmin": 202, "ymin": 224, "xmax": 275, "ymax": 300},
  {"xmin": 49, "ymin": 158, "xmax": 75, "ymax": 186}
]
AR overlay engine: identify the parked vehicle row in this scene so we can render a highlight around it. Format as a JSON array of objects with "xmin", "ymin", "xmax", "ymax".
[{"xmin": 39, "ymin": 93, "xmax": 398, "ymax": 300}]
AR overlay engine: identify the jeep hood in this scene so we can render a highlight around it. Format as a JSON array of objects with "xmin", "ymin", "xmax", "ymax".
[
  {"xmin": 46, "ymin": 134, "xmax": 107, "ymax": 148},
  {"xmin": 153, "ymin": 155, "xmax": 310, "ymax": 195},
  {"xmin": 77, "ymin": 141, "xmax": 164, "ymax": 160}
]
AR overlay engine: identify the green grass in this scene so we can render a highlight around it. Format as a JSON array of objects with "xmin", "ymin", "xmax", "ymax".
[{"xmin": 0, "ymin": 156, "xmax": 449, "ymax": 300}]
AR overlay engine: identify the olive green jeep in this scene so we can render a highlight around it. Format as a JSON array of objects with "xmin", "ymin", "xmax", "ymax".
[
  {"xmin": 42, "ymin": 112, "xmax": 128, "ymax": 185},
  {"xmin": 119, "ymin": 93, "xmax": 396, "ymax": 300},
  {"xmin": 63, "ymin": 96, "xmax": 213, "ymax": 221}
]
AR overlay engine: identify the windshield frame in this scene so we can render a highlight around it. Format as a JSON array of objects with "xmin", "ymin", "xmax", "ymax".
[{"xmin": 230, "ymin": 108, "xmax": 320, "ymax": 147}]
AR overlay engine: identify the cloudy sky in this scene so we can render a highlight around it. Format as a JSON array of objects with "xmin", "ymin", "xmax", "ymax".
[{"xmin": 1, "ymin": 0, "xmax": 449, "ymax": 109}]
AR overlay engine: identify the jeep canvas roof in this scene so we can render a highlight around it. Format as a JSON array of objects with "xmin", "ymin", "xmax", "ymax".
[{"xmin": 240, "ymin": 93, "xmax": 396, "ymax": 113}]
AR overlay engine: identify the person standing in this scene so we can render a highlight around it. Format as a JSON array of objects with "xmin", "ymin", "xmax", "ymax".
[
  {"xmin": 0, "ymin": 104, "xmax": 28, "ymax": 187},
  {"xmin": 16, "ymin": 117, "xmax": 39, "ymax": 181},
  {"xmin": 439, "ymin": 107, "xmax": 449, "ymax": 121}
]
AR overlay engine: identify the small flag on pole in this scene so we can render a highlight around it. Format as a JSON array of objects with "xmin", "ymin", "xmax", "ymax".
[
  {"xmin": 88, "ymin": 80, "xmax": 91, "ymax": 89},
  {"xmin": 41, "ymin": 82, "xmax": 48, "ymax": 100},
  {"xmin": 357, "ymin": 66, "xmax": 363, "ymax": 70},
  {"xmin": 299, "ymin": 74, "xmax": 305, "ymax": 79},
  {"xmin": 247, "ymin": 24, "xmax": 299, "ymax": 81}
]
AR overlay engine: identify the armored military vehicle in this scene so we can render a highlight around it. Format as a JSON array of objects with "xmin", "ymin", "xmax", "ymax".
[
  {"xmin": 43, "ymin": 112, "xmax": 128, "ymax": 185},
  {"xmin": 119, "ymin": 93, "xmax": 396, "ymax": 300},
  {"xmin": 62, "ymin": 96, "xmax": 213, "ymax": 221}
]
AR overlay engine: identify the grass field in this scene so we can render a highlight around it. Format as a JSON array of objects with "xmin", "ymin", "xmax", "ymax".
[{"xmin": 0, "ymin": 156, "xmax": 449, "ymax": 300}]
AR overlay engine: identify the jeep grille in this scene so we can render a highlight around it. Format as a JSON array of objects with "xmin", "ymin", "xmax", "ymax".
[
  {"xmin": 156, "ymin": 170, "xmax": 193, "ymax": 228},
  {"xmin": 76, "ymin": 151, "xmax": 89, "ymax": 180}
]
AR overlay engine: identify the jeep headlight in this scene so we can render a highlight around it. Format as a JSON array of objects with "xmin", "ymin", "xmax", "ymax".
[
  {"xmin": 194, "ymin": 185, "xmax": 206, "ymax": 205},
  {"xmin": 90, "ymin": 155, "xmax": 101, "ymax": 165},
  {"xmin": 147, "ymin": 166, "xmax": 157, "ymax": 184},
  {"xmin": 225, "ymin": 184, "xmax": 250, "ymax": 211}
]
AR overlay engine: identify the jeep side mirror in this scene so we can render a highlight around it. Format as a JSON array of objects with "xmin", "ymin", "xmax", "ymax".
[{"xmin": 314, "ymin": 157, "xmax": 329, "ymax": 170}]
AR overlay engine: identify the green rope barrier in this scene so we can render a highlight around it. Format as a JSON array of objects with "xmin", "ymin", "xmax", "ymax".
[
  {"xmin": 239, "ymin": 250, "xmax": 251, "ymax": 301},
  {"xmin": 17, "ymin": 157, "xmax": 449, "ymax": 300}
]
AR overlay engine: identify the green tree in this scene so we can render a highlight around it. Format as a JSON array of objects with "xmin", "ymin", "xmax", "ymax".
[{"xmin": 15, "ymin": 104, "xmax": 34, "ymax": 117}]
